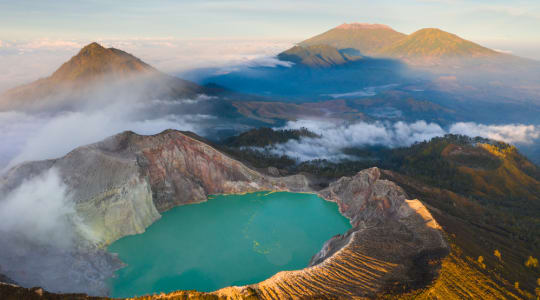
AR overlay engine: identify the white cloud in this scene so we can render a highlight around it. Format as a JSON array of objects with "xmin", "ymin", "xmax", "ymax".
[
  {"xmin": 0, "ymin": 106, "xmax": 212, "ymax": 171},
  {"xmin": 449, "ymin": 122, "xmax": 540, "ymax": 145},
  {"xmin": 17, "ymin": 38, "xmax": 83, "ymax": 51},
  {"xmin": 0, "ymin": 76, "xmax": 229, "ymax": 172},
  {"xmin": 0, "ymin": 37, "xmax": 296, "ymax": 93},
  {"xmin": 263, "ymin": 119, "xmax": 540, "ymax": 162},
  {"xmin": 265, "ymin": 120, "xmax": 445, "ymax": 161}
]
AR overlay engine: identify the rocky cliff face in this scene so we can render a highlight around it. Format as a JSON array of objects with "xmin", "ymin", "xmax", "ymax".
[{"xmin": 0, "ymin": 131, "xmax": 447, "ymax": 299}]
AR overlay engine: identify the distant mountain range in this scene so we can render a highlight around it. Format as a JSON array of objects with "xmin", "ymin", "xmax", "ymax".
[
  {"xmin": 192, "ymin": 22, "xmax": 540, "ymax": 128},
  {"xmin": 0, "ymin": 43, "xmax": 208, "ymax": 111},
  {"xmin": 278, "ymin": 23, "xmax": 503, "ymax": 67},
  {"xmin": 379, "ymin": 28, "xmax": 498, "ymax": 60}
]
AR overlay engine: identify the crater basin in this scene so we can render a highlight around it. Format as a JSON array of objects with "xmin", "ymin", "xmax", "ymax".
[{"xmin": 107, "ymin": 191, "xmax": 350, "ymax": 298}]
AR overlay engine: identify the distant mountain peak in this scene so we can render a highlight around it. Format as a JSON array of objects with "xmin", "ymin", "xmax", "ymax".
[
  {"xmin": 49, "ymin": 42, "xmax": 156, "ymax": 82},
  {"xmin": 297, "ymin": 22, "xmax": 406, "ymax": 56},
  {"xmin": 378, "ymin": 27, "xmax": 499, "ymax": 62},
  {"xmin": 80, "ymin": 42, "xmax": 106, "ymax": 52},
  {"xmin": 336, "ymin": 23, "xmax": 394, "ymax": 30},
  {"xmin": 0, "ymin": 43, "xmax": 206, "ymax": 110}
]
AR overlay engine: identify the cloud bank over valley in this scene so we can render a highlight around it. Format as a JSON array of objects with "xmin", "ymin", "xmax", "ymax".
[{"xmin": 261, "ymin": 119, "xmax": 540, "ymax": 162}]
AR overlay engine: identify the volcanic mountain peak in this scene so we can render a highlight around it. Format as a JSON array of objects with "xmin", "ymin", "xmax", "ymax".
[
  {"xmin": 79, "ymin": 42, "xmax": 107, "ymax": 54},
  {"xmin": 379, "ymin": 27, "xmax": 499, "ymax": 60},
  {"xmin": 298, "ymin": 22, "xmax": 406, "ymax": 56},
  {"xmin": 0, "ymin": 42, "xmax": 208, "ymax": 111},
  {"xmin": 50, "ymin": 42, "xmax": 156, "ymax": 82},
  {"xmin": 336, "ymin": 22, "xmax": 394, "ymax": 30}
]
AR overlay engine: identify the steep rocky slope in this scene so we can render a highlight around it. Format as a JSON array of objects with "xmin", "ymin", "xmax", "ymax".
[{"xmin": 0, "ymin": 131, "xmax": 448, "ymax": 299}]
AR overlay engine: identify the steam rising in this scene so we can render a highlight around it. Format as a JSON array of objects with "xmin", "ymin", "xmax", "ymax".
[
  {"xmin": 0, "ymin": 168, "xmax": 116, "ymax": 295},
  {"xmin": 0, "ymin": 168, "xmax": 76, "ymax": 248}
]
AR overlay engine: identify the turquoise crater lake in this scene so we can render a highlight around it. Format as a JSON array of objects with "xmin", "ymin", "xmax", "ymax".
[{"xmin": 107, "ymin": 191, "xmax": 351, "ymax": 298}]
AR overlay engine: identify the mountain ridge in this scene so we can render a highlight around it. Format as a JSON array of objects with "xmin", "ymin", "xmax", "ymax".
[
  {"xmin": 378, "ymin": 28, "xmax": 500, "ymax": 61},
  {"xmin": 283, "ymin": 23, "xmax": 504, "ymax": 66}
]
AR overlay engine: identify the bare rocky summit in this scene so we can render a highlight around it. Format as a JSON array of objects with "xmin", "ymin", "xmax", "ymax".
[{"xmin": 0, "ymin": 130, "xmax": 447, "ymax": 299}]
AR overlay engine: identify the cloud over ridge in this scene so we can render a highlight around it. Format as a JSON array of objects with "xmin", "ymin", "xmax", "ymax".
[{"xmin": 262, "ymin": 119, "xmax": 540, "ymax": 161}]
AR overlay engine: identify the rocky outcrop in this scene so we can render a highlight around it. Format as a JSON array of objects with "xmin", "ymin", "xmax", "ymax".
[{"xmin": 0, "ymin": 131, "xmax": 447, "ymax": 299}]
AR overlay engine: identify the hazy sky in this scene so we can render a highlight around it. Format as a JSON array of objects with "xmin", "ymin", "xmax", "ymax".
[
  {"xmin": 1, "ymin": 0, "xmax": 539, "ymax": 41},
  {"xmin": 1, "ymin": 0, "xmax": 539, "ymax": 91}
]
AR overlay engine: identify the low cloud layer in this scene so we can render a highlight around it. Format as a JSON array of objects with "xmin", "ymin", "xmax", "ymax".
[
  {"xmin": 449, "ymin": 122, "xmax": 540, "ymax": 145},
  {"xmin": 0, "ymin": 103, "xmax": 216, "ymax": 171},
  {"xmin": 264, "ymin": 119, "xmax": 540, "ymax": 161},
  {"xmin": 0, "ymin": 38, "xmax": 295, "ymax": 93},
  {"xmin": 0, "ymin": 74, "xmax": 241, "ymax": 172}
]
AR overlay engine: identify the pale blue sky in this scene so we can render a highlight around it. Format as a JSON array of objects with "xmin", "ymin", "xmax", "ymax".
[{"xmin": 1, "ymin": 0, "xmax": 539, "ymax": 42}]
